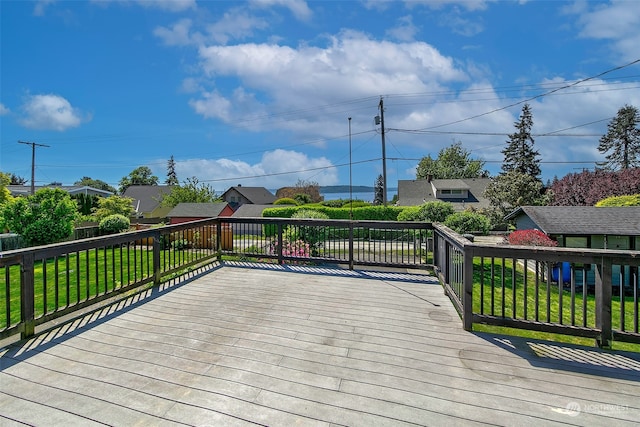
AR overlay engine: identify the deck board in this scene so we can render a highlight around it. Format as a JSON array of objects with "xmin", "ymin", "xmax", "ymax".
[{"xmin": 1, "ymin": 262, "xmax": 639, "ymax": 426}]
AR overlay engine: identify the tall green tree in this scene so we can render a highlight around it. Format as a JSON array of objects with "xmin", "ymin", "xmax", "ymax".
[
  {"xmin": 74, "ymin": 176, "xmax": 117, "ymax": 193},
  {"xmin": 373, "ymin": 174, "xmax": 384, "ymax": 205},
  {"xmin": 119, "ymin": 166, "xmax": 159, "ymax": 194},
  {"xmin": 501, "ymin": 104, "xmax": 541, "ymax": 178},
  {"xmin": 0, "ymin": 188, "xmax": 78, "ymax": 246},
  {"xmin": 483, "ymin": 171, "xmax": 547, "ymax": 226},
  {"xmin": 416, "ymin": 141, "xmax": 487, "ymax": 180},
  {"xmin": 159, "ymin": 177, "xmax": 217, "ymax": 208},
  {"xmin": 166, "ymin": 155, "xmax": 179, "ymax": 185},
  {"xmin": 597, "ymin": 104, "xmax": 640, "ymax": 170}
]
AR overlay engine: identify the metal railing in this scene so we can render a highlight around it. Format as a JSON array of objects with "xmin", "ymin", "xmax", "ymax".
[
  {"xmin": 1, "ymin": 217, "xmax": 433, "ymax": 341},
  {"xmin": 433, "ymin": 224, "xmax": 640, "ymax": 347}
]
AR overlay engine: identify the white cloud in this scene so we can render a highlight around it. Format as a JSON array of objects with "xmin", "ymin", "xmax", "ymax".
[
  {"xmin": 405, "ymin": 0, "xmax": 493, "ymax": 12},
  {"xmin": 19, "ymin": 94, "xmax": 86, "ymax": 131},
  {"xmin": 91, "ymin": 0, "xmax": 196, "ymax": 12},
  {"xmin": 386, "ymin": 15, "xmax": 420, "ymax": 42},
  {"xmin": 0, "ymin": 103, "xmax": 9, "ymax": 115},
  {"xmin": 190, "ymin": 30, "xmax": 467, "ymax": 136},
  {"xmin": 33, "ymin": 0, "xmax": 56, "ymax": 16},
  {"xmin": 249, "ymin": 0, "xmax": 312, "ymax": 21},
  {"xmin": 206, "ymin": 10, "xmax": 270, "ymax": 44},
  {"xmin": 572, "ymin": 0, "xmax": 640, "ymax": 62},
  {"xmin": 153, "ymin": 18, "xmax": 196, "ymax": 46},
  {"xmin": 172, "ymin": 149, "xmax": 338, "ymax": 189}
]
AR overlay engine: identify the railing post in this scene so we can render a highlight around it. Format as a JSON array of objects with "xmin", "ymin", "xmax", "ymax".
[
  {"xmin": 20, "ymin": 252, "xmax": 35, "ymax": 339},
  {"xmin": 216, "ymin": 221, "xmax": 223, "ymax": 255},
  {"xmin": 153, "ymin": 232, "xmax": 161, "ymax": 285},
  {"xmin": 277, "ymin": 223, "xmax": 284, "ymax": 265},
  {"xmin": 463, "ymin": 247, "xmax": 474, "ymax": 331},
  {"xmin": 595, "ymin": 258, "xmax": 613, "ymax": 348},
  {"xmin": 348, "ymin": 222, "xmax": 354, "ymax": 270}
]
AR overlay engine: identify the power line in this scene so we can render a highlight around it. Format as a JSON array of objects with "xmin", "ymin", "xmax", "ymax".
[{"xmin": 413, "ymin": 58, "xmax": 640, "ymax": 131}]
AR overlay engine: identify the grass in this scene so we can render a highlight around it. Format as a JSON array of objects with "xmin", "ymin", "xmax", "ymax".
[
  {"xmin": 0, "ymin": 245, "xmax": 215, "ymax": 328},
  {"xmin": 472, "ymin": 257, "xmax": 640, "ymax": 353}
]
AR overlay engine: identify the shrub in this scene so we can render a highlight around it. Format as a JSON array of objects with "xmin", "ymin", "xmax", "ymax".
[
  {"xmin": 397, "ymin": 206, "xmax": 421, "ymax": 221},
  {"xmin": 171, "ymin": 238, "xmax": 190, "ymax": 250},
  {"xmin": 595, "ymin": 194, "xmax": 640, "ymax": 207},
  {"xmin": 321, "ymin": 199, "xmax": 345, "ymax": 208},
  {"xmin": 343, "ymin": 200, "xmax": 369, "ymax": 208},
  {"xmin": 419, "ymin": 201, "xmax": 455, "ymax": 222},
  {"xmin": 507, "ymin": 229, "xmax": 557, "ymax": 247},
  {"xmin": 289, "ymin": 209, "xmax": 330, "ymax": 255},
  {"xmin": 294, "ymin": 193, "xmax": 312, "ymax": 205},
  {"xmin": 274, "ymin": 198, "xmax": 299, "ymax": 205},
  {"xmin": 444, "ymin": 211, "xmax": 491, "ymax": 235},
  {"xmin": 99, "ymin": 214, "xmax": 131, "ymax": 235}
]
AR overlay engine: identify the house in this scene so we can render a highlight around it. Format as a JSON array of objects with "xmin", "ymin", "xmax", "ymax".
[
  {"xmin": 122, "ymin": 185, "xmax": 174, "ymax": 219},
  {"xmin": 505, "ymin": 206, "xmax": 640, "ymax": 250},
  {"xmin": 166, "ymin": 202, "xmax": 233, "ymax": 224},
  {"xmin": 506, "ymin": 206, "xmax": 640, "ymax": 287},
  {"xmin": 8, "ymin": 185, "xmax": 113, "ymax": 198},
  {"xmin": 220, "ymin": 185, "xmax": 276, "ymax": 209},
  {"xmin": 396, "ymin": 178, "xmax": 491, "ymax": 210}
]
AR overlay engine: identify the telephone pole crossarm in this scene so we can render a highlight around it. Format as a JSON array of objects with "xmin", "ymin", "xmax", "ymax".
[{"xmin": 18, "ymin": 140, "xmax": 50, "ymax": 195}]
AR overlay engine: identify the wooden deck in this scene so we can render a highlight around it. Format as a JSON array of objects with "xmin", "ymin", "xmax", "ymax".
[{"xmin": 1, "ymin": 262, "xmax": 639, "ymax": 426}]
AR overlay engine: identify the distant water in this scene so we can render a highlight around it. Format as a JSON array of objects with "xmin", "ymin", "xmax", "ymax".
[{"xmin": 320, "ymin": 189, "xmax": 397, "ymax": 202}]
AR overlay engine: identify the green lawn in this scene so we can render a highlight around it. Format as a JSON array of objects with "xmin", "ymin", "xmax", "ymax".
[{"xmin": 472, "ymin": 257, "xmax": 640, "ymax": 352}]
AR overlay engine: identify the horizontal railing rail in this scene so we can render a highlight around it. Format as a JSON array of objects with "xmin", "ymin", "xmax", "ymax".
[{"xmin": 432, "ymin": 223, "xmax": 640, "ymax": 348}]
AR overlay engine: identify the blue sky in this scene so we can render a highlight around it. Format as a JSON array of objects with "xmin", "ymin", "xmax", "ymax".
[{"xmin": 1, "ymin": 0, "xmax": 640, "ymax": 194}]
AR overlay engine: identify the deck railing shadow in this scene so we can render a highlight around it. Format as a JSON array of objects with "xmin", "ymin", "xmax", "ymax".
[{"xmin": 474, "ymin": 331, "xmax": 640, "ymax": 382}]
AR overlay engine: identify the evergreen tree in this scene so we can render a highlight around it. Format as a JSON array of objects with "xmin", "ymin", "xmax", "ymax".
[
  {"xmin": 166, "ymin": 155, "xmax": 179, "ymax": 185},
  {"xmin": 501, "ymin": 104, "xmax": 541, "ymax": 178},
  {"xmin": 597, "ymin": 104, "xmax": 640, "ymax": 170},
  {"xmin": 373, "ymin": 174, "xmax": 384, "ymax": 205}
]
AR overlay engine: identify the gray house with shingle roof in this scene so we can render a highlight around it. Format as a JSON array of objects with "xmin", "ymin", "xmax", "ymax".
[
  {"xmin": 221, "ymin": 186, "xmax": 276, "ymax": 210},
  {"xmin": 166, "ymin": 202, "xmax": 233, "ymax": 224},
  {"xmin": 505, "ymin": 206, "xmax": 640, "ymax": 250},
  {"xmin": 396, "ymin": 178, "xmax": 491, "ymax": 210}
]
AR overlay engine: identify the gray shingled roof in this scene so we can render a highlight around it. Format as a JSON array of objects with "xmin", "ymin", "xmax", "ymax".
[
  {"xmin": 122, "ymin": 185, "xmax": 173, "ymax": 214},
  {"xmin": 506, "ymin": 206, "xmax": 640, "ymax": 235},
  {"xmin": 166, "ymin": 203, "xmax": 230, "ymax": 218},
  {"xmin": 223, "ymin": 186, "xmax": 276, "ymax": 204},
  {"xmin": 396, "ymin": 178, "xmax": 491, "ymax": 209}
]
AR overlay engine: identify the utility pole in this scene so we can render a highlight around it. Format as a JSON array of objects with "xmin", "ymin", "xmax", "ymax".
[
  {"xmin": 378, "ymin": 97, "xmax": 388, "ymax": 206},
  {"xmin": 18, "ymin": 140, "xmax": 50, "ymax": 195},
  {"xmin": 348, "ymin": 117, "xmax": 353, "ymax": 220}
]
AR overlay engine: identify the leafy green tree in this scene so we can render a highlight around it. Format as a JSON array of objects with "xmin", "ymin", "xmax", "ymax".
[
  {"xmin": 483, "ymin": 171, "xmax": 547, "ymax": 226},
  {"xmin": 373, "ymin": 174, "xmax": 384, "ymax": 205},
  {"xmin": 119, "ymin": 166, "xmax": 159, "ymax": 194},
  {"xmin": 166, "ymin": 155, "xmax": 179, "ymax": 185},
  {"xmin": 501, "ymin": 104, "xmax": 541, "ymax": 178},
  {"xmin": 159, "ymin": 177, "xmax": 217, "ymax": 208},
  {"xmin": 416, "ymin": 141, "xmax": 487, "ymax": 180},
  {"xmin": 74, "ymin": 176, "xmax": 117, "ymax": 193},
  {"xmin": 597, "ymin": 104, "xmax": 640, "ymax": 170},
  {"xmin": 93, "ymin": 195, "xmax": 135, "ymax": 222},
  {"xmin": 0, "ymin": 188, "xmax": 78, "ymax": 246}
]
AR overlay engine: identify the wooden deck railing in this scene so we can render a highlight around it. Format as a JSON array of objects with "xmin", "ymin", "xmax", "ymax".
[
  {"xmin": 433, "ymin": 224, "xmax": 640, "ymax": 348},
  {"xmin": 1, "ymin": 217, "xmax": 433, "ymax": 341},
  {"xmin": 3, "ymin": 217, "xmax": 639, "ymax": 348}
]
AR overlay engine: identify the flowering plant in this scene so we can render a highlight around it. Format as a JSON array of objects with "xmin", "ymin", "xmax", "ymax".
[
  {"xmin": 269, "ymin": 239, "xmax": 311, "ymax": 259},
  {"xmin": 507, "ymin": 229, "xmax": 557, "ymax": 247}
]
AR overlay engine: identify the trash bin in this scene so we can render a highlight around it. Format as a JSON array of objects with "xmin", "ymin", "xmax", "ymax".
[{"xmin": 552, "ymin": 261, "xmax": 571, "ymax": 284}]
